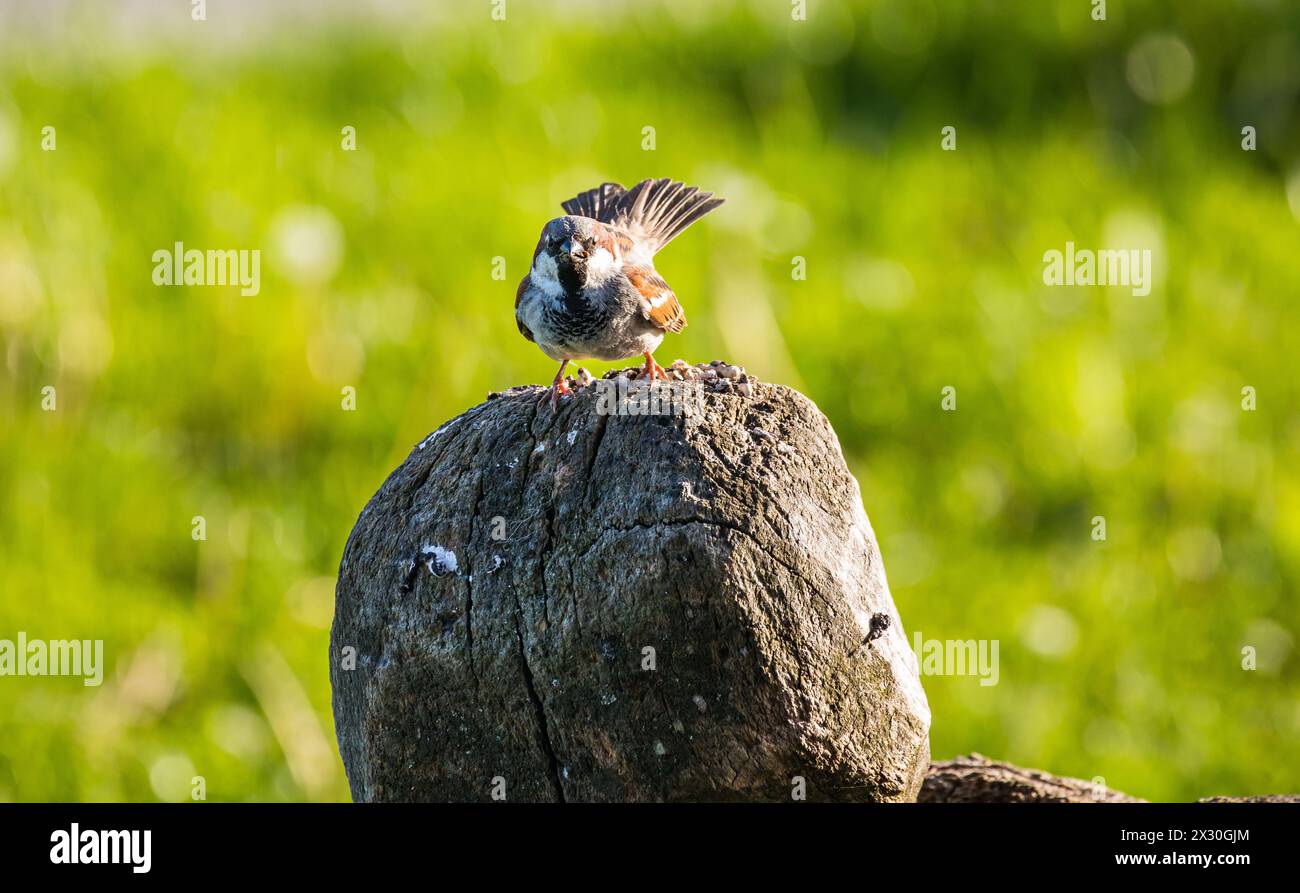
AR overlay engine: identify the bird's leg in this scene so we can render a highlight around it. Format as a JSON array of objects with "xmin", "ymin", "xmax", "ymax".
[
  {"xmin": 545, "ymin": 359, "xmax": 571, "ymax": 409},
  {"xmin": 640, "ymin": 350, "xmax": 667, "ymax": 382}
]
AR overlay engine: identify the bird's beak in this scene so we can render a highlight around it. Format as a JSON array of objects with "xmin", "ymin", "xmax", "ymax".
[{"xmin": 561, "ymin": 239, "xmax": 585, "ymax": 259}]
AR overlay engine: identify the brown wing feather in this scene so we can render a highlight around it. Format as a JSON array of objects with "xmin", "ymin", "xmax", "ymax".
[
  {"xmin": 625, "ymin": 265, "xmax": 686, "ymax": 333},
  {"xmin": 592, "ymin": 225, "xmax": 638, "ymax": 263}
]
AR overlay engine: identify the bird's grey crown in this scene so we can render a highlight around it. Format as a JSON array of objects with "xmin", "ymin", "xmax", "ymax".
[{"xmin": 541, "ymin": 215, "xmax": 596, "ymax": 244}]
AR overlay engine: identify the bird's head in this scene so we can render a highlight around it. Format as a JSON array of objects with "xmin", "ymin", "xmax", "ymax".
[{"xmin": 537, "ymin": 215, "xmax": 602, "ymax": 290}]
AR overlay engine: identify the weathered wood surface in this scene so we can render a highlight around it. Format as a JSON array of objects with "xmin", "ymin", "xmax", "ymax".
[
  {"xmin": 922, "ymin": 754, "xmax": 1299, "ymax": 803},
  {"xmin": 920, "ymin": 754, "xmax": 1143, "ymax": 803},
  {"xmin": 330, "ymin": 374, "xmax": 931, "ymax": 802},
  {"xmin": 329, "ymin": 372, "xmax": 1295, "ymax": 805}
]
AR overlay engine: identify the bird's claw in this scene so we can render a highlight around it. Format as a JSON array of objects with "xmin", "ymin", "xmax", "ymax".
[
  {"xmin": 541, "ymin": 378, "xmax": 572, "ymax": 410},
  {"xmin": 640, "ymin": 354, "xmax": 668, "ymax": 381}
]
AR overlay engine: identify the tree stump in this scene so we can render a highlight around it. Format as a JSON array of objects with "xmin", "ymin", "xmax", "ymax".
[{"xmin": 330, "ymin": 372, "xmax": 931, "ymax": 802}]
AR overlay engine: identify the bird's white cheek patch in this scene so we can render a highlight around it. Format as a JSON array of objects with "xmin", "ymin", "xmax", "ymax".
[
  {"xmin": 530, "ymin": 254, "xmax": 563, "ymax": 299},
  {"xmin": 585, "ymin": 247, "xmax": 617, "ymax": 283}
]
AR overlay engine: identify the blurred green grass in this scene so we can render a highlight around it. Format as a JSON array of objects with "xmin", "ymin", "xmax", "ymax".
[{"xmin": 1, "ymin": 0, "xmax": 1297, "ymax": 801}]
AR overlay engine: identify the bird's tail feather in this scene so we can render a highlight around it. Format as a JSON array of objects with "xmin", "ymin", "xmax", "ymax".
[{"xmin": 561, "ymin": 178, "xmax": 724, "ymax": 253}]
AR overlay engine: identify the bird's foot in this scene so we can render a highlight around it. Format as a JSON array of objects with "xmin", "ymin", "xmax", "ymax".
[
  {"xmin": 541, "ymin": 377, "xmax": 571, "ymax": 410},
  {"xmin": 538, "ymin": 360, "xmax": 573, "ymax": 411},
  {"xmin": 639, "ymin": 352, "xmax": 668, "ymax": 382}
]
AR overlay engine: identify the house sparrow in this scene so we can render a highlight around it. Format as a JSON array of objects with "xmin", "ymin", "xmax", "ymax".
[{"xmin": 515, "ymin": 178, "xmax": 724, "ymax": 408}]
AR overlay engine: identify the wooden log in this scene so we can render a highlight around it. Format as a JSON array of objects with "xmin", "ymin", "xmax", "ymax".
[{"xmin": 330, "ymin": 372, "xmax": 931, "ymax": 801}]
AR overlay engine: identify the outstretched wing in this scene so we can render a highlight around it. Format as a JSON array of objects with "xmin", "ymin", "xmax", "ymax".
[
  {"xmin": 561, "ymin": 182, "xmax": 627, "ymax": 221},
  {"xmin": 607, "ymin": 178, "xmax": 724, "ymax": 254},
  {"xmin": 624, "ymin": 264, "xmax": 686, "ymax": 333},
  {"xmin": 561, "ymin": 179, "xmax": 724, "ymax": 256}
]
